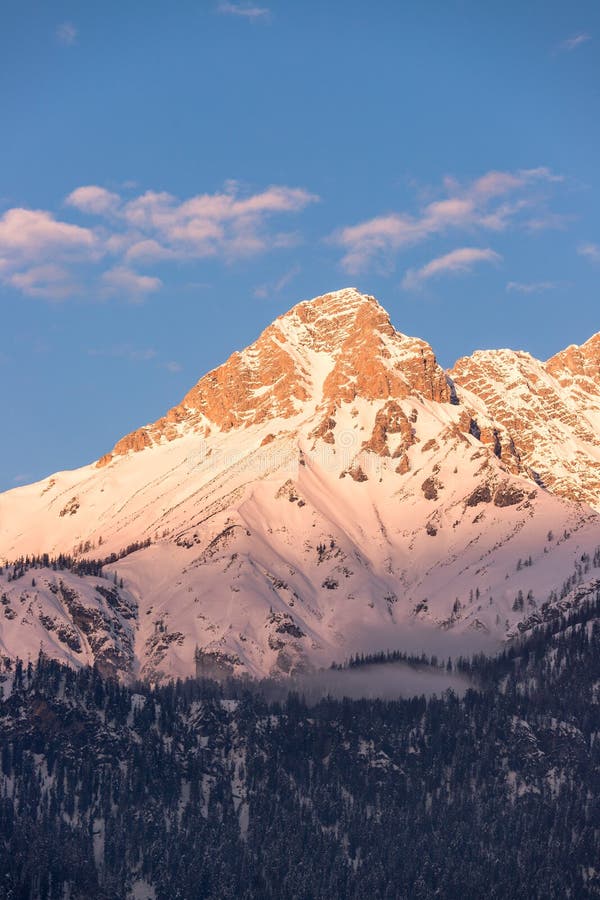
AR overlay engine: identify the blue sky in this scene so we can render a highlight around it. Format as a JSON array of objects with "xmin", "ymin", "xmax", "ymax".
[{"xmin": 1, "ymin": 0, "xmax": 598, "ymax": 490}]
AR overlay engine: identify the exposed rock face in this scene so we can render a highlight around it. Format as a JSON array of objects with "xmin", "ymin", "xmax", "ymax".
[
  {"xmin": 0, "ymin": 572, "xmax": 137, "ymax": 678},
  {"xmin": 421, "ymin": 476, "xmax": 441, "ymax": 501},
  {"xmin": 451, "ymin": 340, "xmax": 600, "ymax": 508},
  {"xmin": 318, "ymin": 293, "xmax": 451, "ymax": 406},
  {"xmin": 546, "ymin": 332, "xmax": 600, "ymax": 404},
  {"xmin": 363, "ymin": 401, "xmax": 415, "ymax": 457},
  {"xmin": 465, "ymin": 484, "xmax": 492, "ymax": 507},
  {"xmin": 493, "ymin": 483, "xmax": 526, "ymax": 508}
]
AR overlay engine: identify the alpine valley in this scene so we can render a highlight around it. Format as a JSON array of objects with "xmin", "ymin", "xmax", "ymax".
[{"xmin": 2, "ymin": 287, "xmax": 600, "ymax": 683}]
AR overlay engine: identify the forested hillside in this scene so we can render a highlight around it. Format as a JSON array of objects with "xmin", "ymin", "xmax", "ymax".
[{"xmin": 1, "ymin": 597, "xmax": 599, "ymax": 899}]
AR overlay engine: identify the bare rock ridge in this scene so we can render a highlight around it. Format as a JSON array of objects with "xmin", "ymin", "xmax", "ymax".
[
  {"xmin": 546, "ymin": 332, "xmax": 600, "ymax": 403},
  {"xmin": 451, "ymin": 331, "xmax": 600, "ymax": 509}
]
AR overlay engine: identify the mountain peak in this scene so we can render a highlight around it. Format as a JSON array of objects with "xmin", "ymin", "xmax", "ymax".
[
  {"xmin": 291, "ymin": 286, "xmax": 380, "ymax": 313},
  {"xmin": 97, "ymin": 289, "xmax": 452, "ymax": 466},
  {"xmin": 4, "ymin": 292, "xmax": 600, "ymax": 681},
  {"xmin": 274, "ymin": 288, "xmax": 391, "ymax": 354},
  {"xmin": 291, "ymin": 286, "xmax": 378, "ymax": 314}
]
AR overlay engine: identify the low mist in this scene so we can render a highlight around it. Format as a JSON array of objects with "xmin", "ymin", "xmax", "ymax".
[
  {"xmin": 329, "ymin": 620, "xmax": 502, "ymax": 665},
  {"xmin": 249, "ymin": 660, "xmax": 473, "ymax": 704}
]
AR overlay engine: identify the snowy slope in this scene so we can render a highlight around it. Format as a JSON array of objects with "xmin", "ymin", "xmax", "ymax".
[{"xmin": 1, "ymin": 288, "xmax": 599, "ymax": 680}]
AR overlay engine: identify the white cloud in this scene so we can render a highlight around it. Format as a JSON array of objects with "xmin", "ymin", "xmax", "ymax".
[
  {"xmin": 125, "ymin": 239, "xmax": 176, "ymax": 262},
  {"xmin": 66, "ymin": 186, "xmax": 121, "ymax": 216},
  {"xmin": 560, "ymin": 33, "xmax": 591, "ymax": 51},
  {"xmin": 56, "ymin": 22, "xmax": 77, "ymax": 45},
  {"xmin": 67, "ymin": 182, "xmax": 317, "ymax": 262},
  {"xmin": 333, "ymin": 214, "xmax": 423, "ymax": 275},
  {"xmin": 8, "ymin": 264, "xmax": 79, "ymax": 300},
  {"xmin": 0, "ymin": 208, "xmax": 95, "ymax": 260},
  {"xmin": 332, "ymin": 168, "xmax": 562, "ymax": 274},
  {"xmin": 216, "ymin": 2, "xmax": 270, "ymax": 20},
  {"xmin": 578, "ymin": 243, "xmax": 600, "ymax": 263},
  {"xmin": 101, "ymin": 267, "xmax": 162, "ymax": 301},
  {"xmin": 0, "ymin": 208, "xmax": 97, "ymax": 298},
  {"xmin": 164, "ymin": 361, "xmax": 183, "ymax": 373},
  {"xmin": 506, "ymin": 281, "xmax": 559, "ymax": 294},
  {"xmin": 0, "ymin": 181, "xmax": 316, "ymax": 300},
  {"xmin": 118, "ymin": 184, "xmax": 317, "ymax": 259},
  {"xmin": 114, "ymin": 183, "xmax": 318, "ymax": 262},
  {"xmin": 470, "ymin": 171, "xmax": 523, "ymax": 199},
  {"xmin": 402, "ymin": 247, "xmax": 501, "ymax": 290}
]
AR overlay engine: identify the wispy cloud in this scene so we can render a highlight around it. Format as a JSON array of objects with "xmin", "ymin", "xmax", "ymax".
[
  {"xmin": 332, "ymin": 168, "xmax": 562, "ymax": 274},
  {"xmin": 560, "ymin": 33, "xmax": 591, "ymax": 51},
  {"xmin": 254, "ymin": 264, "xmax": 301, "ymax": 299},
  {"xmin": 518, "ymin": 167, "xmax": 564, "ymax": 183},
  {"xmin": 216, "ymin": 2, "xmax": 270, "ymax": 20},
  {"xmin": 402, "ymin": 247, "xmax": 501, "ymax": 290},
  {"xmin": 578, "ymin": 242, "xmax": 600, "ymax": 263},
  {"xmin": 506, "ymin": 280, "xmax": 559, "ymax": 294},
  {"xmin": 13, "ymin": 473, "xmax": 33, "ymax": 485},
  {"xmin": 56, "ymin": 22, "xmax": 77, "ymax": 45},
  {"xmin": 88, "ymin": 345, "xmax": 158, "ymax": 362},
  {"xmin": 525, "ymin": 212, "xmax": 573, "ymax": 231},
  {"xmin": 87, "ymin": 345, "xmax": 183, "ymax": 375},
  {"xmin": 101, "ymin": 266, "xmax": 162, "ymax": 301},
  {"xmin": 8, "ymin": 264, "xmax": 79, "ymax": 300}
]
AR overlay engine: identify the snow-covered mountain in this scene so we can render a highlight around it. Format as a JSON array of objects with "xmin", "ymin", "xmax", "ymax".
[{"xmin": 1, "ymin": 287, "xmax": 600, "ymax": 680}]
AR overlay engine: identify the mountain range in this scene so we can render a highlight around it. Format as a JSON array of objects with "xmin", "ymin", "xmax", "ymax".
[{"xmin": 1, "ymin": 287, "xmax": 600, "ymax": 681}]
